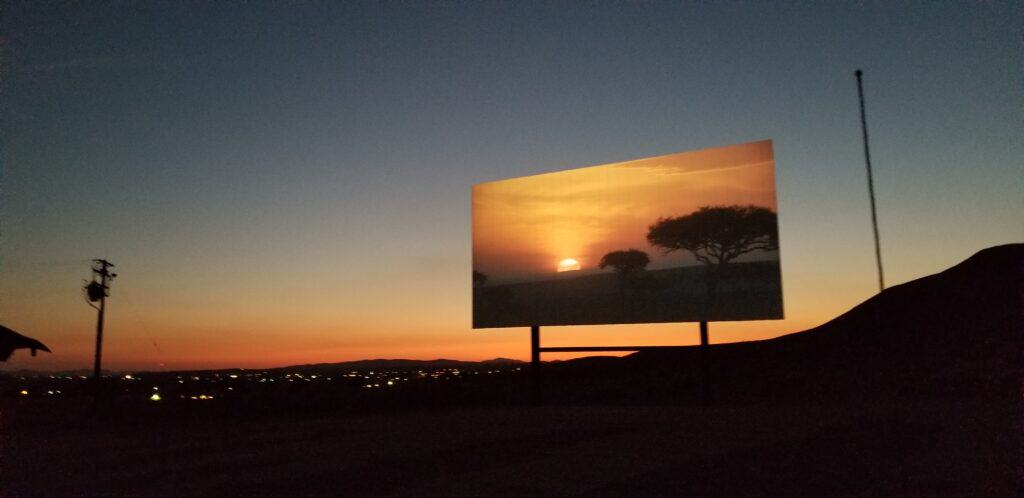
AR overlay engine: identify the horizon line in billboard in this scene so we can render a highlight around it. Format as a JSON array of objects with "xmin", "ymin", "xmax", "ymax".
[{"xmin": 472, "ymin": 139, "xmax": 784, "ymax": 329}]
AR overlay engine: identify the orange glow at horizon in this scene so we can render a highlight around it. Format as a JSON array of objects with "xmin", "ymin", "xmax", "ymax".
[
  {"xmin": 6, "ymin": 133, "xmax": 1004, "ymax": 371},
  {"xmin": 473, "ymin": 140, "xmax": 777, "ymax": 284}
]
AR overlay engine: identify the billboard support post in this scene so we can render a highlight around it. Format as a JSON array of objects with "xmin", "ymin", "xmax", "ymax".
[
  {"xmin": 700, "ymin": 320, "xmax": 711, "ymax": 406},
  {"xmin": 530, "ymin": 325, "xmax": 542, "ymax": 405},
  {"xmin": 528, "ymin": 321, "xmax": 715, "ymax": 406}
]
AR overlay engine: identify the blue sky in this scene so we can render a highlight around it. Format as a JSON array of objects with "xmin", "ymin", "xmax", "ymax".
[{"xmin": 2, "ymin": 2, "xmax": 1021, "ymax": 370}]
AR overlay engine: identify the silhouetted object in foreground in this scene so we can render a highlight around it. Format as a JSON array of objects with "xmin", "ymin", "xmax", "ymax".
[
  {"xmin": 855, "ymin": 69, "xmax": 886, "ymax": 292},
  {"xmin": 647, "ymin": 205, "xmax": 778, "ymax": 314},
  {"xmin": 599, "ymin": 249, "xmax": 650, "ymax": 296},
  {"xmin": 0, "ymin": 324, "xmax": 51, "ymax": 361},
  {"xmin": 472, "ymin": 270, "xmax": 488, "ymax": 288},
  {"xmin": 86, "ymin": 259, "xmax": 116, "ymax": 381}
]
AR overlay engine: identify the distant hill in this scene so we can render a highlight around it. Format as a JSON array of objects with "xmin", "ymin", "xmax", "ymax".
[
  {"xmin": 0, "ymin": 369, "xmax": 107, "ymax": 378},
  {"xmin": 157, "ymin": 358, "xmax": 526, "ymax": 376},
  {"xmin": 546, "ymin": 243, "xmax": 1023, "ymax": 402},
  {"xmin": 272, "ymin": 358, "xmax": 524, "ymax": 374},
  {"xmin": 1, "ymin": 359, "xmax": 524, "ymax": 378}
]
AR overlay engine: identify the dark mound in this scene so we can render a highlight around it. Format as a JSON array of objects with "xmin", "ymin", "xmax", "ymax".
[{"xmin": 546, "ymin": 244, "xmax": 1023, "ymax": 403}]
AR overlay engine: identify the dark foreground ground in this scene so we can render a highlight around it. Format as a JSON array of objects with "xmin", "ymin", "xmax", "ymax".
[{"xmin": 1, "ymin": 394, "xmax": 1017, "ymax": 496}]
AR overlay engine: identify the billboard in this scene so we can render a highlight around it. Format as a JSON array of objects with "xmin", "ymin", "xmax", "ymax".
[{"xmin": 472, "ymin": 139, "xmax": 783, "ymax": 329}]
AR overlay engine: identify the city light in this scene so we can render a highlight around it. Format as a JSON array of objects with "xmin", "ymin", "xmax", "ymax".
[{"xmin": 5, "ymin": 365, "xmax": 520, "ymax": 403}]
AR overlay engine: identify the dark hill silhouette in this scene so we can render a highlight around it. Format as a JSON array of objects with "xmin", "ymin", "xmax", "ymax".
[
  {"xmin": 0, "ymin": 358, "xmax": 527, "ymax": 378},
  {"xmin": 545, "ymin": 243, "xmax": 1022, "ymax": 403},
  {"xmin": 229, "ymin": 358, "xmax": 524, "ymax": 375},
  {"xmin": 242, "ymin": 358, "xmax": 525, "ymax": 380}
]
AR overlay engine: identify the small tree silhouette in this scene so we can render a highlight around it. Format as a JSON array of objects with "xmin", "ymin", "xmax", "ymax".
[
  {"xmin": 599, "ymin": 249, "xmax": 651, "ymax": 295},
  {"xmin": 472, "ymin": 270, "xmax": 488, "ymax": 288},
  {"xmin": 647, "ymin": 205, "xmax": 778, "ymax": 309}
]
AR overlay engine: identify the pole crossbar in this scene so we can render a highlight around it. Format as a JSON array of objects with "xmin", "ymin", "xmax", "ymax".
[
  {"xmin": 538, "ymin": 345, "xmax": 692, "ymax": 353},
  {"xmin": 529, "ymin": 321, "xmax": 711, "ymax": 406}
]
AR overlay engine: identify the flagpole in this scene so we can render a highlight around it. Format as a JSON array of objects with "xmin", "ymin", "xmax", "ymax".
[{"xmin": 855, "ymin": 69, "xmax": 885, "ymax": 292}]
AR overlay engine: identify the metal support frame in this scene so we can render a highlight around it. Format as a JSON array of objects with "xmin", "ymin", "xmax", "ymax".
[{"xmin": 529, "ymin": 321, "xmax": 711, "ymax": 406}]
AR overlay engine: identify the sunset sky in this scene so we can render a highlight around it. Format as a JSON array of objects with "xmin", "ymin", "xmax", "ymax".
[
  {"xmin": 473, "ymin": 140, "xmax": 777, "ymax": 283},
  {"xmin": 2, "ymin": 3, "xmax": 1021, "ymax": 371}
]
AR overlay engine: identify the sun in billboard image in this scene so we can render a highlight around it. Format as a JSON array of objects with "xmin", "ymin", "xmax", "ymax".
[
  {"xmin": 557, "ymin": 258, "xmax": 581, "ymax": 272},
  {"xmin": 472, "ymin": 139, "xmax": 783, "ymax": 328}
]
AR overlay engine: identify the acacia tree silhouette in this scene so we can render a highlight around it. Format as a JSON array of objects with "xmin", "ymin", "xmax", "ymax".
[
  {"xmin": 599, "ymin": 249, "xmax": 651, "ymax": 296},
  {"xmin": 647, "ymin": 205, "xmax": 778, "ymax": 312}
]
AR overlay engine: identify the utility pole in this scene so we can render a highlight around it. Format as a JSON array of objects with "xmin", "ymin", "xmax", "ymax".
[
  {"xmin": 855, "ymin": 69, "xmax": 885, "ymax": 292},
  {"xmin": 86, "ymin": 259, "xmax": 116, "ymax": 381}
]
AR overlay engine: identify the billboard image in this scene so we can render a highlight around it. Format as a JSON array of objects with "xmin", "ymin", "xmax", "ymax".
[{"xmin": 472, "ymin": 139, "xmax": 783, "ymax": 328}]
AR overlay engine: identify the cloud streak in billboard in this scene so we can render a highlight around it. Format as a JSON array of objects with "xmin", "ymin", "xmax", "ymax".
[{"xmin": 473, "ymin": 140, "xmax": 783, "ymax": 328}]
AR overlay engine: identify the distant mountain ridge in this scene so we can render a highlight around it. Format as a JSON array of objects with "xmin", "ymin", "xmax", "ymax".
[
  {"xmin": 1, "ymin": 358, "xmax": 525, "ymax": 377},
  {"xmin": 272, "ymin": 358, "xmax": 524, "ymax": 373}
]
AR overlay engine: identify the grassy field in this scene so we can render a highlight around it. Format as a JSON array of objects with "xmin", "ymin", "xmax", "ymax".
[{"xmin": 474, "ymin": 260, "xmax": 782, "ymax": 328}]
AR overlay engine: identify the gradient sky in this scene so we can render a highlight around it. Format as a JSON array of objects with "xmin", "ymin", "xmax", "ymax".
[
  {"xmin": 473, "ymin": 140, "xmax": 777, "ymax": 283},
  {"xmin": 2, "ymin": 2, "xmax": 1022, "ymax": 371}
]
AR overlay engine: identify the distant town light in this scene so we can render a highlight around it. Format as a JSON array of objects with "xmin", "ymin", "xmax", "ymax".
[
  {"xmin": 150, "ymin": 393, "xmax": 162, "ymax": 401},
  {"xmin": 19, "ymin": 389, "xmax": 28, "ymax": 395}
]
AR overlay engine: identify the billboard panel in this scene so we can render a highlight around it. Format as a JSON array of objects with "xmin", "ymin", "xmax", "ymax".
[{"xmin": 472, "ymin": 139, "xmax": 783, "ymax": 328}]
